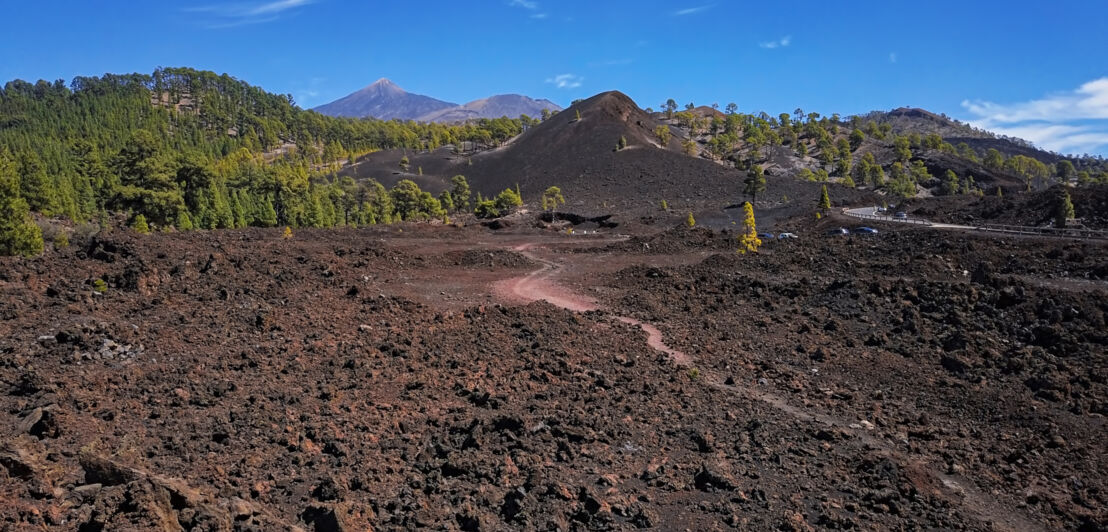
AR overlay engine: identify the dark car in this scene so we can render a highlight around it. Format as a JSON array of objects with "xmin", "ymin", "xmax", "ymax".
[
  {"xmin": 826, "ymin": 227, "xmax": 849, "ymax": 235},
  {"xmin": 893, "ymin": 212, "xmax": 907, "ymax": 220},
  {"xmin": 758, "ymin": 232, "xmax": 775, "ymax": 240},
  {"xmin": 853, "ymin": 227, "xmax": 879, "ymax": 234}
]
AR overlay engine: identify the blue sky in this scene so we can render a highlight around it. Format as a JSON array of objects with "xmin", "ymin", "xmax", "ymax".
[{"xmin": 3, "ymin": 0, "xmax": 1108, "ymax": 155}]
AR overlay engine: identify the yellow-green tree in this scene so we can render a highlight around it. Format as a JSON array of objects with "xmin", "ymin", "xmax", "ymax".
[
  {"xmin": 654, "ymin": 125, "xmax": 671, "ymax": 146},
  {"xmin": 818, "ymin": 184, "xmax": 831, "ymax": 213},
  {"xmin": 542, "ymin": 186, "xmax": 565, "ymax": 221},
  {"xmin": 737, "ymin": 202, "xmax": 761, "ymax": 254},
  {"xmin": 686, "ymin": 212, "xmax": 695, "ymax": 227}
]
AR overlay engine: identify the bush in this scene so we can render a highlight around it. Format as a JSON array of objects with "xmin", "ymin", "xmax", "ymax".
[
  {"xmin": 53, "ymin": 231, "xmax": 69, "ymax": 249},
  {"xmin": 131, "ymin": 214, "xmax": 150, "ymax": 234},
  {"xmin": 474, "ymin": 199, "xmax": 501, "ymax": 219},
  {"xmin": 92, "ymin": 279, "xmax": 108, "ymax": 293}
]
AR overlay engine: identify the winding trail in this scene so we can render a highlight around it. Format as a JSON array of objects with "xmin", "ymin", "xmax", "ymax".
[{"xmin": 493, "ymin": 239, "xmax": 1044, "ymax": 532}]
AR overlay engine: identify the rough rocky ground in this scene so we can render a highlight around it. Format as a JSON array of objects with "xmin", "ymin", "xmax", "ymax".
[{"xmin": 1, "ymin": 218, "xmax": 1105, "ymax": 531}]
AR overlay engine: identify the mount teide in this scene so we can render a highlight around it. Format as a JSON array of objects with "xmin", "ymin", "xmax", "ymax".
[
  {"xmin": 313, "ymin": 79, "xmax": 561, "ymax": 122},
  {"xmin": 312, "ymin": 78, "xmax": 456, "ymax": 121}
]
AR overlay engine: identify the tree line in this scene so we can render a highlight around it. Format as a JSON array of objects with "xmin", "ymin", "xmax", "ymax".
[{"xmin": 0, "ymin": 67, "xmax": 541, "ymax": 255}]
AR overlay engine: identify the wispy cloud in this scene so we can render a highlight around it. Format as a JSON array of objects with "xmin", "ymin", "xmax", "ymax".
[
  {"xmin": 962, "ymin": 78, "xmax": 1108, "ymax": 155},
  {"xmin": 508, "ymin": 0, "xmax": 538, "ymax": 9},
  {"xmin": 545, "ymin": 74, "xmax": 583, "ymax": 90},
  {"xmin": 531, "ymin": 12, "xmax": 548, "ymax": 19},
  {"xmin": 889, "ymin": 52, "xmax": 897, "ymax": 63},
  {"xmin": 674, "ymin": 4, "xmax": 713, "ymax": 15},
  {"xmin": 186, "ymin": 0, "xmax": 316, "ymax": 28},
  {"xmin": 758, "ymin": 35, "xmax": 792, "ymax": 49}
]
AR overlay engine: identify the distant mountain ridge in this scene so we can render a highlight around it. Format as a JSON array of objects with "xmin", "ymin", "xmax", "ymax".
[
  {"xmin": 312, "ymin": 79, "xmax": 457, "ymax": 120},
  {"xmin": 417, "ymin": 94, "xmax": 562, "ymax": 123},
  {"xmin": 313, "ymin": 80, "xmax": 561, "ymax": 122}
]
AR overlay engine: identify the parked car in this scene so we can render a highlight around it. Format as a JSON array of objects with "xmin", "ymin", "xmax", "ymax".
[
  {"xmin": 853, "ymin": 227, "xmax": 879, "ymax": 234},
  {"xmin": 758, "ymin": 232, "xmax": 775, "ymax": 240},
  {"xmin": 777, "ymin": 232, "xmax": 798, "ymax": 239},
  {"xmin": 893, "ymin": 212, "xmax": 908, "ymax": 220},
  {"xmin": 826, "ymin": 227, "xmax": 849, "ymax": 235}
]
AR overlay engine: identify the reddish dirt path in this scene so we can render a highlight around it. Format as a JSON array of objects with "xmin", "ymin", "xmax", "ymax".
[
  {"xmin": 496, "ymin": 242, "xmax": 691, "ymax": 367},
  {"xmin": 493, "ymin": 239, "xmax": 1043, "ymax": 532},
  {"xmin": 494, "ymin": 243, "xmax": 600, "ymax": 312}
]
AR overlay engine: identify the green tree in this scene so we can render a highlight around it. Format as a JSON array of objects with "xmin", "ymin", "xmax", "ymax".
[
  {"xmin": 450, "ymin": 175, "xmax": 471, "ymax": 212},
  {"xmin": 942, "ymin": 170, "xmax": 960, "ymax": 195},
  {"xmin": 663, "ymin": 99, "xmax": 678, "ymax": 119},
  {"xmin": 494, "ymin": 188, "xmax": 523, "ymax": 214},
  {"xmin": 1055, "ymin": 189, "xmax": 1075, "ymax": 228},
  {"xmin": 617, "ymin": 136, "xmax": 627, "ymax": 151},
  {"xmin": 390, "ymin": 179, "xmax": 424, "ymax": 220},
  {"xmin": 685, "ymin": 212, "xmax": 695, "ymax": 227},
  {"xmin": 849, "ymin": 129, "xmax": 866, "ymax": 151},
  {"xmin": 0, "ymin": 154, "xmax": 45, "ymax": 256},
  {"xmin": 399, "ymin": 155, "xmax": 410, "ymax": 171},
  {"xmin": 541, "ymin": 186, "xmax": 565, "ymax": 220},
  {"xmin": 1056, "ymin": 160, "xmax": 1076, "ymax": 181},
  {"xmin": 16, "ymin": 151, "xmax": 60, "ymax": 215},
  {"xmin": 131, "ymin": 214, "xmax": 150, "ymax": 233},
  {"xmin": 176, "ymin": 211, "xmax": 194, "ymax": 231},
  {"xmin": 984, "ymin": 148, "xmax": 1005, "ymax": 169},
  {"xmin": 818, "ymin": 184, "xmax": 831, "ymax": 213},
  {"xmin": 743, "ymin": 165, "xmax": 767, "ymax": 202},
  {"xmin": 893, "ymin": 136, "xmax": 912, "ymax": 163},
  {"xmin": 909, "ymin": 160, "xmax": 932, "ymax": 183},
  {"xmin": 654, "ymin": 125, "xmax": 671, "ymax": 146}
]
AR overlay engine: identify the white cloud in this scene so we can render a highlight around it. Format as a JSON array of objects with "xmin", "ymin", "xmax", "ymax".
[
  {"xmin": 545, "ymin": 74, "xmax": 583, "ymax": 90},
  {"xmin": 962, "ymin": 78, "xmax": 1108, "ymax": 155},
  {"xmin": 186, "ymin": 0, "xmax": 316, "ymax": 28},
  {"xmin": 889, "ymin": 52, "xmax": 897, "ymax": 63},
  {"xmin": 509, "ymin": 0, "xmax": 538, "ymax": 9},
  {"xmin": 674, "ymin": 4, "xmax": 713, "ymax": 15},
  {"xmin": 759, "ymin": 36, "xmax": 791, "ymax": 49},
  {"xmin": 531, "ymin": 12, "xmax": 548, "ymax": 19}
]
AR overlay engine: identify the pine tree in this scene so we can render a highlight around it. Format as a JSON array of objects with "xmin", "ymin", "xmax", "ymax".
[
  {"xmin": 743, "ymin": 165, "xmax": 767, "ymax": 202},
  {"xmin": 0, "ymin": 154, "xmax": 45, "ymax": 256},
  {"xmin": 176, "ymin": 211, "xmax": 194, "ymax": 231},
  {"xmin": 16, "ymin": 151, "xmax": 60, "ymax": 215},
  {"xmin": 131, "ymin": 214, "xmax": 150, "ymax": 234},
  {"xmin": 737, "ymin": 202, "xmax": 761, "ymax": 254},
  {"xmin": 942, "ymin": 170, "xmax": 960, "ymax": 195},
  {"xmin": 686, "ymin": 212, "xmax": 695, "ymax": 227},
  {"xmin": 818, "ymin": 185, "xmax": 831, "ymax": 212},
  {"xmin": 1055, "ymin": 189, "xmax": 1075, "ymax": 228}
]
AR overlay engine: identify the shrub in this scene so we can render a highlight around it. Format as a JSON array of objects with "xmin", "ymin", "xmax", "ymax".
[
  {"xmin": 131, "ymin": 214, "xmax": 150, "ymax": 234},
  {"xmin": 53, "ymin": 231, "xmax": 69, "ymax": 249},
  {"xmin": 92, "ymin": 279, "xmax": 108, "ymax": 293},
  {"xmin": 282, "ymin": 226, "xmax": 293, "ymax": 239}
]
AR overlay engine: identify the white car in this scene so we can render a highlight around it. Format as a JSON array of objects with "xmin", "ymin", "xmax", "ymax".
[{"xmin": 777, "ymin": 232, "xmax": 798, "ymax": 239}]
